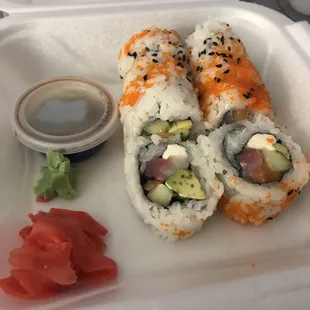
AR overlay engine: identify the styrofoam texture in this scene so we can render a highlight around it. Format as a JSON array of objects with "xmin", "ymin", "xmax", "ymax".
[
  {"xmin": 288, "ymin": 0, "xmax": 310, "ymax": 15},
  {"xmin": 0, "ymin": 1, "xmax": 310, "ymax": 309},
  {"xmin": 0, "ymin": 0, "xmax": 238, "ymax": 14}
]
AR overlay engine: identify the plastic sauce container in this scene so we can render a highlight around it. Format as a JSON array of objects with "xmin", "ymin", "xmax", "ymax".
[{"xmin": 11, "ymin": 76, "xmax": 119, "ymax": 162}]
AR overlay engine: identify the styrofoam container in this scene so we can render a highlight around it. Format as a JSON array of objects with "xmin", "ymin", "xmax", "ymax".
[
  {"xmin": 0, "ymin": 0, "xmax": 310, "ymax": 309},
  {"xmin": 288, "ymin": 0, "xmax": 310, "ymax": 15}
]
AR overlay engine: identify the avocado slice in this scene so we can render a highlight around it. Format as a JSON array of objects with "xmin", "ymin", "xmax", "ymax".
[
  {"xmin": 274, "ymin": 143, "xmax": 290, "ymax": 160},
  {"xmin": 147, "ymin": 184, "xmax": 173, "ymax": 206},
  {"xmin": 165, "ymin": 169, "xmax": 206, "ymax": 200},
  {"xmin": 144, "ymin": 120, "xmax": 170, "ymax": 135},
  {"xmin": 262, "ymin": 149, "xmax": 292, "ymax": 173},
  {"xmin": 168, "ymin": 120, "xmax": 192, "ymax": 136}
]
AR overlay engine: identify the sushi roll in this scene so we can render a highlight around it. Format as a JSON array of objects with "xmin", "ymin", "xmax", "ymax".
[
  {"xmin": 118, "ymin": 27, "xmax": 203, "ymax": 141},
  {"xmin": 186, "ymin": 20, "xmax": 273, "ymax": 130},
  {"xmin": 197, "ymin": 115, "xmax": 310, "ymax": 225},
  {"xmin": 119, "ymin": 27, "xmax": 224, "ymax": 240},
  {"xmin": 124, "ymin": 137, "xmax": 223, "ymax": 241}
]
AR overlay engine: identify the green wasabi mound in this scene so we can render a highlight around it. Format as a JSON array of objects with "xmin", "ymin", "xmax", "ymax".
[{"xmin": 34, "ymin": 151, "xmax": 77, "ymax": 201}]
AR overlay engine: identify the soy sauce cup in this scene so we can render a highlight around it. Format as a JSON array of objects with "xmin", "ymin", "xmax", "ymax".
[{"xmin": 11, "ymin": 76, "xmax": 119, "ymax": 162}]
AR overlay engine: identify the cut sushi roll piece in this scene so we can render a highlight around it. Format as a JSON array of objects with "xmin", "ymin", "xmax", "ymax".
[
  {"xmin": 124, "ymin": 137, "xmax": 224, "ymax": 241},
  {"xmin": 118, "ymin": 27, "xmax": 184, "ymax": 81},
  {"xmin": 121, "ymin": 81, "xmax": 203, "ymax": 143},
  {"xmin": 197, "ymin": 115, "xmax": 310, "ymax": 225},
  {"xmin": 118, "ymin": 27, "xmax": 204, "ymax": 142},
  {"xmin": 186, "ymin": 20, "xmax": 274, "ymax": 130}
]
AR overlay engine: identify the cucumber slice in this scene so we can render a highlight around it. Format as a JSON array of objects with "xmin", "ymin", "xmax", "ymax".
[
  {"xmin": 165, "ymin": 169, "xmax": 206, "ymax": 200},
  {"xmin": 144, "ymin": 120, "xmax": 170, "ymax": 135},
  {"xmin": 274, "ymin": 143, "xmax": 290, "ymax": 160},
  {"xmin": 147, "ymin": 184, "xmax": 173, "ymax": 206},
  {"xmin": 168, "ymin": 120, "xmax": 192, "ymax": 136},
  {"xmin": 262, "ymin": 149, "xmax": 292, "ymax": 173}
]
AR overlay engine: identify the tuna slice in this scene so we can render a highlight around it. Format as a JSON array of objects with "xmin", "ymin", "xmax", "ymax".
[
  {"xmin": 144, "ymin": 157, "xmax": 178, "ymax": 181},
  {"xmin": 236, "ymin": 147, "xmax": 282, "ymax": 183}
]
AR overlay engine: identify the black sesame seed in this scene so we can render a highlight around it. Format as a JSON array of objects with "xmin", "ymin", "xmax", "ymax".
[
  {"xmin": 250, "ymin": 87, "xmax": 255, "ymax": 92},
  {"xmin": 212, "ymin": 42, "xmax": 218, "ymax": 46},
  {"xmin": 196, "ymin": 66, "xmax": 201, "ymax": 72},
  {"xmin": 172, "ymin": 55, "xmax": 176, "ymax": 58},
  {"xmin": 237, "ymin": 58, "xmax": 241, "ymax": 64},
  {"xmin": 216, "ymin": 64, "xmax": 222, "ymax": 68},
  {"xmin": 243, "ymin": 93, "xmax": 251, "ymax": 99},
  {"xmin": 177, "ymin": 57, "xmax": 182, "ymax": 61},
  {"xmin": 186, "ymin": 76, "xmax": 192, "ymax": 82},
  {"xmin": 182, "ymin": 55, "xmax": 186, "ymax": 61},
  {"xmin": 178, "ymin": 50, "xmax": 183, "ymax": 54},
  {"xmin": 143, "ymin": 75, "xmax": 148, "ymax": 81},
  {"xmin": 190, "ymin": 50, "xmax": 192, "ymax": 54},
  {"xmin": 228, "ymin": 46, "xmax": 231, "ymax": 51},
  {"xmin": 207, "ymin": 37, "xmax": 211, "ymax": 40},
  {"xmin": 216, "ymin": 78, "xmax": 221, "ymax": 83},
  {"xmin": 298, "ymin": 190, "xmax": 302, "ymax": 195},
  {"xmin": 132, "ymin": 52, "xmax": 137, "ymax": 59},
  {"xmin": 229, "ymin": 54, "xmax": 233, "ymax": 59},
  {"xmin": 220, "ymin": 35, "xmax": 225, "ymax": 45},
  {"xmin": 208, "ymin": 51, "xmax": 215, "ymax": 56},
  {"xmin": 223, "ymin": 69, "xmax": 230, "ymax": 74},
  {"xmin": 287, "ymin": 190, "xmax": 294, "ymax": 196},
  {"xmin": 226, "ymin": 23, "xmax": 230, "ymax": 27},
  {"xmin": 152, "ymin": 59, "xmax": 158, "ymax": 63},
  {"xmin": 216, "ymin": 52, "xmax": 220, "ymax": 56},
  {"xmin": 230, "ymin": 37, "xmax": 234, "ymax": 40},
  {"xmin": 267, "ymin": 217, "xmax": 273, "ymax": 221},
  {"xmin": 152, "ymin": 53, "xmax": 158, "ymax": 57},
  {"xmin": 200, "ymin": 67, "xmax": 203, "ymax": 72},
  {"xmin": 191, "ymin": 184, "xmax": 194, "ymax": 188},
  {"xmin": 223, "ymin": 59, "xmax": 228, "ymax": 63},
  {"xmin": 223, "ymin": 169, "xmax": 227, "ymax": 175},
  {"xmin": 237, "ymin": 39, "xmax": 241, "ymax": 43},
  {"xmin": 177, "ymin": 62, "xmax": 182, "ymax": 67},
  {"xmin": 120, "ymin": 75, "xmax": 123, "ymax": 79},
  {"xmin": 168, "ymin": 41, "xmax": 172, "ymax": 44},
  {"xmin": 214, "ymin": 77, "xmax": 217, "ymax": 81},
  {"xmin": 203, "ymin": 39, "xmax": 207, "ymax": 44},
  {"xmin": 277, "ymin": 139, "xmax": 282, "ymax": 143}
]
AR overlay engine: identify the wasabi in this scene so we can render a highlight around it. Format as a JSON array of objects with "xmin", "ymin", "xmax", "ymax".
[{"xmin": 34, "ymin": 151, "xmax": 77, "ymax": 201}]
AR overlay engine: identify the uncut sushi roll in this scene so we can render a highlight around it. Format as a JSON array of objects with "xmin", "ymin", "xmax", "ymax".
[
  {"xmin": 124, "ymin": 137, "xmax": 224, "ymax": 241},
  {"xmin": 118, "ymin": 27, "xmax": 203, "ymax": 141},
  {"xmin": 197, "ymin": 115, "xmax": 310, "ymax": 225},
  {"xmin": 186, "ymin": 20, "xmax": 273, "ymax": 130}
]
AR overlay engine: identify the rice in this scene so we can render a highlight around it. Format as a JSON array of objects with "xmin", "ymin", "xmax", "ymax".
[{"xmin": 185, "ymin": 20, "xmax": 273, "ymax": 129}]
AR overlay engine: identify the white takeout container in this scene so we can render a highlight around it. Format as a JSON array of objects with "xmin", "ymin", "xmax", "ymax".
[
  {"xmin": 0, "ymin": 0, "xmax": 310, "ymax": 309},
  {"xmin": 288, "ymin": 0, "xmax": 310, "ymax": 15}
]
